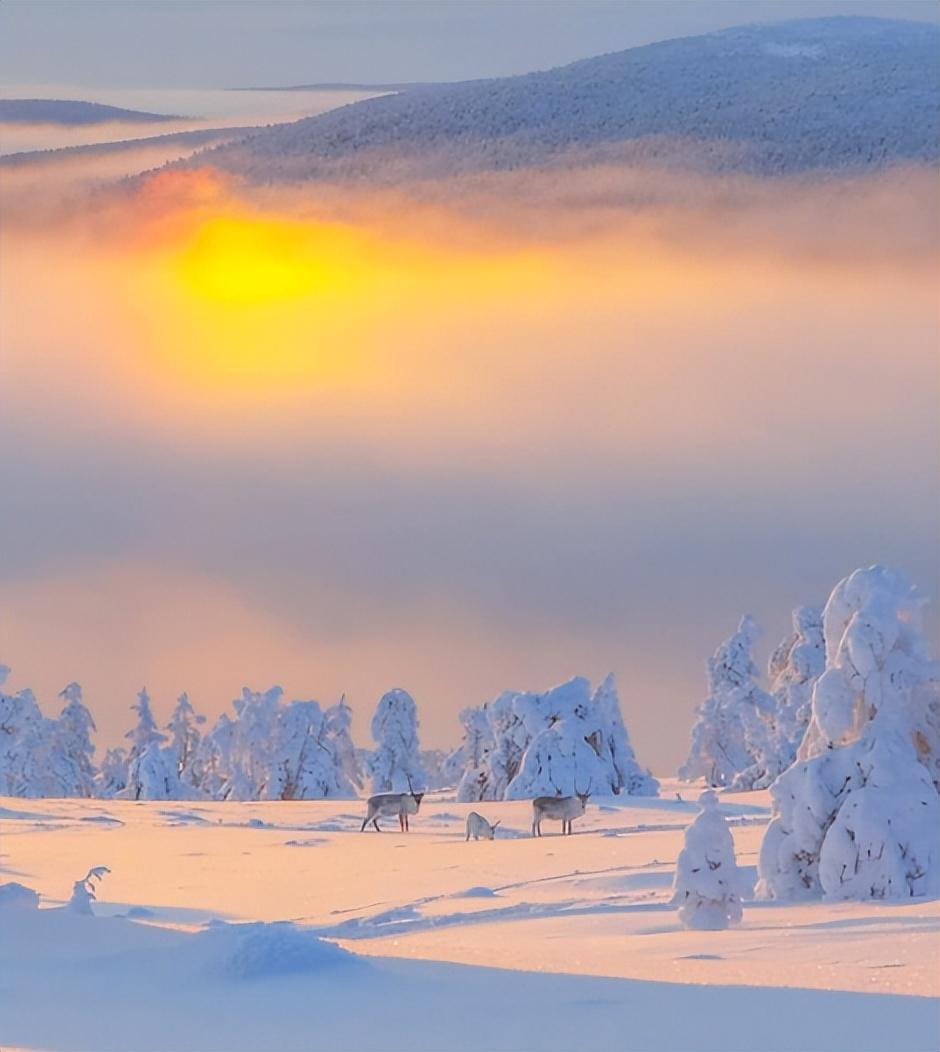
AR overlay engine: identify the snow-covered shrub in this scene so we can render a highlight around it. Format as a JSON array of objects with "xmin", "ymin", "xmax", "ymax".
[
  {"xmin": 679, "ymin": 615, "xmax": 775, "ymax": 790},
  {"xmin": 368, "ymin": 689, "xmax": 426, "ymax": 793},
  {"xmin": 68, "ymin": 866, "xmax": 110, "ymax": 916},
  {"xmin": 758, "ymin": 566, "xmax": 940, "ymax": 901},
  {"xmin": 672, "ymin": 790, "xmax": 745, "ymax": 930}
]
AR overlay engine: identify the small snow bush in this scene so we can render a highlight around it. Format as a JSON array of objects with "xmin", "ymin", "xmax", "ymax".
[
  {"xmin": 758, "ymin": 566, "xmax": 940, "ymax": 901},
  {"xmin": 672, "ymin": 790, "xmax": 745, "ymax": 930},
  {"xmin": 68, "ymin": 866, "xmax": 110, "ymax": 915}
]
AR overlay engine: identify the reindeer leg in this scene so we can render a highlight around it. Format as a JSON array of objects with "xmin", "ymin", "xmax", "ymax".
[
  {"xmin": 373, "ymin": 817, "xmax": 381, "ymax": 832},
  {"xmin": 360, "ymin": 815, "xmax": 369, "ymax": 832}
]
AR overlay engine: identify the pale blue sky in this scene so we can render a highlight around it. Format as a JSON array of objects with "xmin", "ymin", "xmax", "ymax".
[{"xmin": 1, "ymin": 1, "xmax": 937, "ymax": 88}]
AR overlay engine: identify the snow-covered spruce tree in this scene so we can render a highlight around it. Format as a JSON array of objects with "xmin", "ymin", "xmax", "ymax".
[
  {"xmin": 678, "ymin": 615, "xmax": 775, "ymax": 790},
  {"xmin": 124, "ymin": 688, "xmax": 166, "ymax": 763},
  {"xmin": 0, "ymin": 669, "xmax": 47, "ymax": 797},
  {"xmin": 505, "ymin": 678, "xmax": 609, "ymax": 799},
  {"xmin": 123, "ymin": 740, "xmax": 187, "ymax": 800},
  {"xmin": 765, "ymin": 606, "xmax": 825, "ymax": 779},
  {"xmin": 223, "ymin": 686, "xmax": 283, "ymax": 799},
  {"xmin": 445, "ymin": 704, "xmax": 496, "ymax": 802},
  {"xmin": 481, "ymin": 691, "xmax": 531, "ymax": 799},
  {"xmin": 263, "ymin": 700, "xmax": 356, "ymax": 800},
  {"xmin": 672, "ymin": 790, "xmax": 746, "ymax": 930},
  {"xmin": 758, "ymin": 566, "xmax": 940, "ymax": 901},
  {"xmin": 54, "ymin": 683, "xmax": 98, "ymax": 798},
  {"xmin": 96, "ymin": 747, "xmax": 129, "ymax": 798},
  {"xmin": 323, "ymin": 695, "xmax": 363, "ymax": 791},
  {"xmin": 589, "ymin": 674, "xmax": 659, "ymax": 796},
  {"xmin": 505, "ymin": 677, "xmax": 659, "ymax": 800},
  {"xmin": 165, "ymin": 692, "xmax": 205, "ymax": 786},
  {"xmin": 368, "ymin": 689, "xmax": 426, "ymax": 793}
]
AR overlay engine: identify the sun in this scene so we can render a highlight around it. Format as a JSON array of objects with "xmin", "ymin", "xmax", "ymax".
[{"xmin": 175, "ymin": 215, "xmax": 366, "ymax": 305}]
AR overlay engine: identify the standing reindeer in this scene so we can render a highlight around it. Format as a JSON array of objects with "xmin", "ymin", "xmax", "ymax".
[
  {"xmin": 465, "ymin": 812, "xmax": 500, "ymax": 840},
  {"xmin": 531, "ymin": 783, "xmax": 591, "ymax": 836},
  {"xmin": 360, "ymin": 777, "xmax": 425, "ymax": 832}
]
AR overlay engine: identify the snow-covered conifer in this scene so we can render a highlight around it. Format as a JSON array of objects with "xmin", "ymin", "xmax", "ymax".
[
  {"xmin": 54, "ymin": 683, "xmax": 98, "ymax": 797},
  {"xmin": 446, "ymin": 705, "xmax": 496, "ymax": 801},
  {"xmin": 122, "ymin": 740, "xmax": 186, "ymax": 800},
  {"xmin": 96, "ymin": 747, "xmax": 129, "ymax": 798},
  {"xmin": 679, "ymin": 616, "xmax": 775, "ymax": 790},
  {"xmin": 368, "ymin": 689, "xmax": 426, "ymax": 792},
  {"xmin": 481, "ymin": 691, "xmax": 530, "ymax": 800},
  {"xmin": 264, "ymin": 700, "xmax": 356, "ymax": 800},
  {"xmin": 323, "ymin": 695, "xmax": 362, "ymax": 790},
  {"xmin": 165, "ymin": 692, "xmax": 205, "ymax": 784},
  {"xmin": 0, "ymin": 672, "xmax": 45, "ymax": 796},
  {"xmin": 124, "ymin": 688, "xmax": 166, "ymax": 762},
  {"xmin": 672, "ymin": 790, "xmax": 746, "ymax": 930},
  {"xmin": 589, "ymin": 675, "xmax": 659, "ymax": 796},
  {"xmin": 758, "ymin": 566, "xmax": 940, "ymax": 901},
  {"xmin": 68, "ymin": 866, "xmax": 110, "ymax": 916}
]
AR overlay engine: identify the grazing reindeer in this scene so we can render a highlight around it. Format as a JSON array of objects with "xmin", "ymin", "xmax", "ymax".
[
  {"xmin": 531, "ymin": 783, "xmax": 591, "ymax": 837},
  {"xmin": 360, "ymin": 777, "xmax": 425, "ymax": 832},
  {"xmin": 465, "ymin": 812, "xmax": 501, "ymax": 841}
]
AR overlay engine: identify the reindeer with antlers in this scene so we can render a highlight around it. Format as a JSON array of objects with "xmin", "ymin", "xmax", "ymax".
[
  {"xmin": 360, "ymin": 775, "xmax": 425, "ymax": 832},
  {"xmin": 531, "ymin": 781, "xmax": 592, "ymax": 836}
]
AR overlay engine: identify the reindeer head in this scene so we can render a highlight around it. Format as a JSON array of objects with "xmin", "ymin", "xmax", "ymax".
[
  {"xmin": 575, "ymin": 780, "xmax": 592, "ymax": 807},
  {"xmin": 406, "ymin": 775, "xmax": 425, "ymax": 807}
]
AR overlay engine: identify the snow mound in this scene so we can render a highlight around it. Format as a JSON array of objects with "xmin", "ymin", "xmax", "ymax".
[
  {"xmin": 0, "ymin": 882, "xmax": 40, "ymax": 913},
  {"xmin": 207, "ymin": 922, "xmax": 355, "ymax": 980},
  {"xmin": 455, "ymin": 886, "xmax": 498, "ymax": 898}
]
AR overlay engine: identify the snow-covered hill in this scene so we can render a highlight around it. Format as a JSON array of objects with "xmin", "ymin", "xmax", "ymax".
[
  {"xmin": 0, "ymin": 99, "xmax": 178, "ymax": 124},
  {"xmin": 200, "ymin": 17, "xmax": 939, "ymax": 182}
]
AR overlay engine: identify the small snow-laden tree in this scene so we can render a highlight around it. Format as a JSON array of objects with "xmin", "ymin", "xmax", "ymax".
[
  {"xmin": 679, "ymin": 615, "xmax": 776, "ymax": 790},
  {"xmin": 54, "ymin": 683, "xmax": 98, "ymax": 797},
  {"xmin": 672, "ymin": 790, "xmax": 746, "ymax": 930},
  {"xmin": 446, "ymin": 705, "xmax": 496, "ymax": 801},
  {"xmin": 764, "ymin": 607, "xmax": 825, "ymax": 779},
  {"xmin": 225, "ymin": 686, "xmax": 283, "ymax": 798},
  {"xmin": 96, "ymin": 747, "xmax": 129, "ymax": 798},
  {"xmin": 505, "ymin": 678, "xmax": 610, "ymax": 799},
  {"xmin": 122, "ymin": 740, "xmax": 187, "ymax": 800},
  {"xmin": 264, "ymin": 700, "xmax": 357, "ymax": 800},
  {"xmin": 124, "ymin": 688, "xmax": 166, "ymax": 762},
  {"xmin": 758, "ymin": 566, "xmax": 940, "ymax": 901},
  {"xmin": 0, "ymin": 674, "xmax": 46, "ymax": 796},
  {"xmin": 481, "ymin": 691, "xmax": 531, "ymax": 799},
  {"xmin": 368, "ymin": 689, "xmax": 427, "ymax": 793},
  {"xmin": 323, "ymin": 695, "xmax": 363, "ymax": 791},
  {"xmin": 68, "ymin": 866, "xmax": 110, "ymax": 916},
  {"xmin": 189, "ymin": 714, "xmax": 236, "ymax": 799},
  {"xmin": 165, "ymin": 692, "xmax": 205, "ymax": 785},
  {"xmin": 589, "ymin": 674, "xmax": 659, "ymax": 796}
]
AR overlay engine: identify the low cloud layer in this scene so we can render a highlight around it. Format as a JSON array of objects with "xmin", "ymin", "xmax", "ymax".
[{"xmin": 1, "ymin": 152, "xmax": 936, "ymax": 769}]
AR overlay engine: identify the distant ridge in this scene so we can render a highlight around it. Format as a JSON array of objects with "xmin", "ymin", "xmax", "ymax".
[
  {"xmin": 198, "ymin": 17, "xmax": 940, "ymax": 183},
  {"xmin": 0, "ymin": 99, "xmax": 182, "ymax": 125}
]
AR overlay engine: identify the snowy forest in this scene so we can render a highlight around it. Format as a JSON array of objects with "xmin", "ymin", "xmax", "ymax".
[{"xmin": 3, "ymin": 564, "xmax": 938, "ymax": 900}]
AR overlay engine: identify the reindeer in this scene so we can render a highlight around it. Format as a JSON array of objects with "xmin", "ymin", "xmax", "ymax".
[
  {"xmin": 531, "ymin": 782, "xmax": 591, "ymax": 836},
  {"xmin": 360, "ymin": 776, "xmax": 425, "ymax": 832},
  {"xmin": 465, "ymin": 811, "xmax": 501, "ymax": 841}
]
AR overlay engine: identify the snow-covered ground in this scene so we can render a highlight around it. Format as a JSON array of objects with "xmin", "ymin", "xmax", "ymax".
[{"xmin": 2, "ymin": 781, "xmax": 937, "ymax": 1051}]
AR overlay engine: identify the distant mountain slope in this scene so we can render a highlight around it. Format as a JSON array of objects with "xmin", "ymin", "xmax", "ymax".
[
  {"xmin": 202, "ymin": 17, "xmax": 939, "ymax": 181},
  {"xmin": 0, "ymin": 99, "xmax": 179, "ymax": 125}
]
